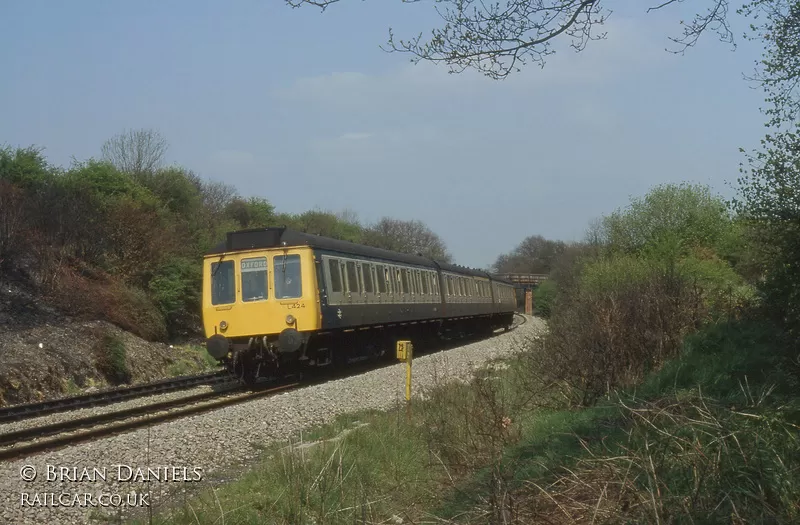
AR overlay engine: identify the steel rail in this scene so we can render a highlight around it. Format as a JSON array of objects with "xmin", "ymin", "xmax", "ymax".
[
  {"xmin": 0, "ymin": 370, "xmax": 232, "ymax": 424},
  {"xmin": 0, "ymin": 382, "xmax": 298, "ymax": 461}
]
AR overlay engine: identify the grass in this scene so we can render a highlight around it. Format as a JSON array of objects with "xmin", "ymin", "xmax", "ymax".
[
  {"xmin": 166, "ymin": 343, "xmax": 221, "ymax": 377},
  {"xmin": 508, "ymin": 319, "xmax": 800, "ymax": 524},
  {"xmin": 136, "ymin": 410, "xmax": 442, "ymax": 525},
  {"xmin": 127, "ymin": 319, "xmax": 800, "ymax": 524}
]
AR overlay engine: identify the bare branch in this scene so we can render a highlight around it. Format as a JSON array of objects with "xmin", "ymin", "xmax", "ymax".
[
  {"xmin": 101, "ymin": 128, "xmax": 168, "ymax": 177},
  {"xmin": 288, "ymin": 0, "xmax": 744, "ymax": 80}
]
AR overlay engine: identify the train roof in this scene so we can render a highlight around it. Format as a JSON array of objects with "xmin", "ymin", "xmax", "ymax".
[{"xmin": 206, "ymin": 227, "xmax": 492, "ymax": 278}]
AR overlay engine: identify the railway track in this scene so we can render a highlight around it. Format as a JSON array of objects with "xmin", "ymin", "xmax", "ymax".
[
  {"xmin": 0, "ymin": 381, "xmax": 298, "ymax": 462},
  {"xmin": 0, "ymin": 370, "xmax": 233, "ymax": 424},
  {"xmin": 0, "ymin": 322, "xmax": 528, "ymax": 462}
]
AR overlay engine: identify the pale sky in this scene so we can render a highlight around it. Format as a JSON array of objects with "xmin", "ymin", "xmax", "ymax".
[{"xmin": 0, "ymin": 1, "xmax": 767, "ymax": 268}]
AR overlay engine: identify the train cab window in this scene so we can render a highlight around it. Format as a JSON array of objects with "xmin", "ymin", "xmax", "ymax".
[
  {"xmin": 346, "ymin": 261, "xmax": 360, "ymax": 293},
  {"xmin": 274, "ymin": 255, "xmax": 302, "ymax": 299},
  {"xmin": 362, "ymin": 264, "xmax": 374, "ymax": 293},
  {"xmin": 211, "ymin": 260, "xmax": 236, "ymax": 305},
  {"xmin": 328, "ymin": 259, "xmax": 343, "ymax": 293},
  {"xmin": 241, "ymin": 257, "xmax": 268, "ymax": 302}
]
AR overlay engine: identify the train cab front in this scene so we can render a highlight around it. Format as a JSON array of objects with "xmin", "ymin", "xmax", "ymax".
[{"xmin": 201, "ymin": 246, "xmax": 320, "ymax": 382}]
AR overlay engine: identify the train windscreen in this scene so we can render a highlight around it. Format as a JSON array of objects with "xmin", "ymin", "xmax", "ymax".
[
  {"xmin": 274, "ymin": 255, "xmax": 302, "ymax": 299},
  {"xmin": 241, "ymin": 257, "xmax": 268, "ymax": 302},
  {"xmin": 211, "ymin": 260, "xmax": 235, "ymax": 305}
]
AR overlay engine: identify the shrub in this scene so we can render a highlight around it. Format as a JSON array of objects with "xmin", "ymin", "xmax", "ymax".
[
  {"xmin": 532, "ymin": 279, "xmax": 556, "ymax": 317},
  {"xmin": 149, "ymin": 257, "xmax": 202, "ymax": 337},
  {"xmin": 538, "ymin": 255, "xmax": 708, "ymax": 406},
  {"xmin": 95, "ymin": 333, "xmax": 131, "ymax": 385},
  {"xmin": 0, "ymin": 180, "xmax": 26, "ymax": 271},
  {"xmin": 50, "ymin": 267, "xmax": 168, "ymax": 341}
]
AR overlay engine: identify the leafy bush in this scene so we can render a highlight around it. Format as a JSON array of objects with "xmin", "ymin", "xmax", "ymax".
[
  {"xmin": 538, "ymin": 256, "xmax": 703, "ymax": 406},
  {"xmin": 738, "ymin": 128, "xmax": 800, "ymax": 337},
  {"xmin": 602, "ymin": 183, "xmax": 736, "ymax": 258},
  {"xmin": 532, "ymin": 279, "xmax": 556, "ymax": 317},
  {"xmin": 95, "ymin": 333, "xmax": 131, "ymax": 385},
  {"xmin": 149, "ymin": 257, "xmax": 202, "ymax": 337}
]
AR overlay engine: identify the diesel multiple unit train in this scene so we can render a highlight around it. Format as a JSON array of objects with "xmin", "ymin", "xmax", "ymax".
[{"xmin": 203, "ymin": 227, "xmax": 517, "ymax": 381}]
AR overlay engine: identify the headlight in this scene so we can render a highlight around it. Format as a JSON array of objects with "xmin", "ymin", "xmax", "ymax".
[
  {"xmin": 286, "ymin": 314, "xmax": 295, "ymax": 325},
  {"xmin": 219, "ymin": 320, "xmax": 228, "ymax": 331}
]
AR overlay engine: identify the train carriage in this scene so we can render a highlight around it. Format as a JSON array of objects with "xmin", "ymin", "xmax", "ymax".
[{"xmin": 203, "ymin": 227, "xmax": 516, "ymax": 381}]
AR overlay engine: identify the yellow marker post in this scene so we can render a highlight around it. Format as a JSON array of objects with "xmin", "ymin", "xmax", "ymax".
[{"xmin": 396, "ymin": 340, "xmax": 413, "ymax": 402}]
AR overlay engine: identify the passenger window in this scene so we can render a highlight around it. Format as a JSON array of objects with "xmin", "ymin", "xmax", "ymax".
[
  {"xmin": 346, "ymin": 261, "xmax": 360, "ymax": 293},
  {"xmin": 211, "ymin": 260, "xmax": 236, "ymax": 305},
  {"xmin": 241, "ymin": 257, "xmax": 268, "ymax": 302},
  {"xmin": 399, "ymin": 269, "xmax": 408, "ymax": 293},
  {"xmin": 328, "ymin": 259, "xmax": 342, "ymax": 293},
  {"xmin": 378, "ymin": 266, "xmax": 389, "ymax": 293},
  {"xmin": 274, "ymin": 255, "xmax": 302, "ymax": 299},
  {"xmin": 421, "ymin": 272, "xmax": 429, "ymax": 294},
  {"xmin": 362, "ymin": 264, "xmax": 374, "ymax": 293},
  {"xmin": 448, "ymin": 277, "xmax": 454, "ymax": 296}
]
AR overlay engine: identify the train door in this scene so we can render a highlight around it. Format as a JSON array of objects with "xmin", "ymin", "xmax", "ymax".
[
  {"xmin": 344, "ymin": 259, "xmax": 362, "ymax": 306},
  {"xmin": 323, "ymin": 256, "xmax": 346, "ymax": 306}
]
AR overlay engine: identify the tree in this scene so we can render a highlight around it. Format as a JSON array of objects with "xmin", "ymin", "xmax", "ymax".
[
  {"xmin": 101, "ymin": 129, "xmax": 168, "ymax": 177},
  {"xmin": 225, "ymin": 197, "xmax": 276, "ymax": 229},
  {"xmin": 200, "ymin": 180, "xmax": 239, "ymax": 219},
  {"xmin": 0, "ymin": 145, "xmax": 54, "ymax": 188},
  {"xmin": 600, "ymin": 183, "xmax": 735, "ymax": 258},
  {"xmin": 288, "ymin": 0, "xmax": 739, "ymax": 79},
  {"xmin": 736, "ymin": 127, "xmax": 800, "ymax": 329},
  {"xmin": 138, "ymin": 167, "xmax": 203, "ymax": 216},
  {"xmin": 493, "ymin": 235, "xmax": 566, "ymax": 274},
  {"xmin": 743, "ymin": 0, "xmax": 800, "ymax": 126},
  {"xmin": 278, "ymin": 209, "xmax": 365, "ymax": 243},
  {"xmin": 363, "ymin": 217, "xmax": 452, "ymax": 262},
  {"xmin": 288, "ymin": 0, "xmax": 800, "ymax": 110}
]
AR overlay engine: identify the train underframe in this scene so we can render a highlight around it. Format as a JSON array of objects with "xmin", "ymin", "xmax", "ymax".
[{"xmin": 220, "ymin": 313, "xmax": 514, "ymax": 384}]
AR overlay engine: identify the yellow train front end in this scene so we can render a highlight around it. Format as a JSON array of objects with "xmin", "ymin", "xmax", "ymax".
[{"xmin": 202, "ymin": 245, "xmax": 321, "ymax": 380}]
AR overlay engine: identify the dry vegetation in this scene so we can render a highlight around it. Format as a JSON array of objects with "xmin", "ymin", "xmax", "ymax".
[{"xmin": 126, "ymin": 182, "xmax": 799, "ymax": 525}]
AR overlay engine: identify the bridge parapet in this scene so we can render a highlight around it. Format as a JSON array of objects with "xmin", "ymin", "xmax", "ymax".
[{"xmin": 493, "ymin": 273, "xmax": 549, "ymax": 286}]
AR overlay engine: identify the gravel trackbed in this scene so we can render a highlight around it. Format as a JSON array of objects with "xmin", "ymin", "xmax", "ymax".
[{"xmin": 0, "ymin": 316, "xmax": 545, "ymax": 525}]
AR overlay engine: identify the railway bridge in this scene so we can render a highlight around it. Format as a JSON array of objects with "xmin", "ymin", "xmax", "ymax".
[{"xmin": 492, "ymin": 273, "xmax": 549, "ymax": 315}]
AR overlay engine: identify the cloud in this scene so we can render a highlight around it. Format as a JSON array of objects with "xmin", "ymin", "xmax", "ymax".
[{"xmin": 272, "ymin": 17, "xmax": 668, "ymax": 114}]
